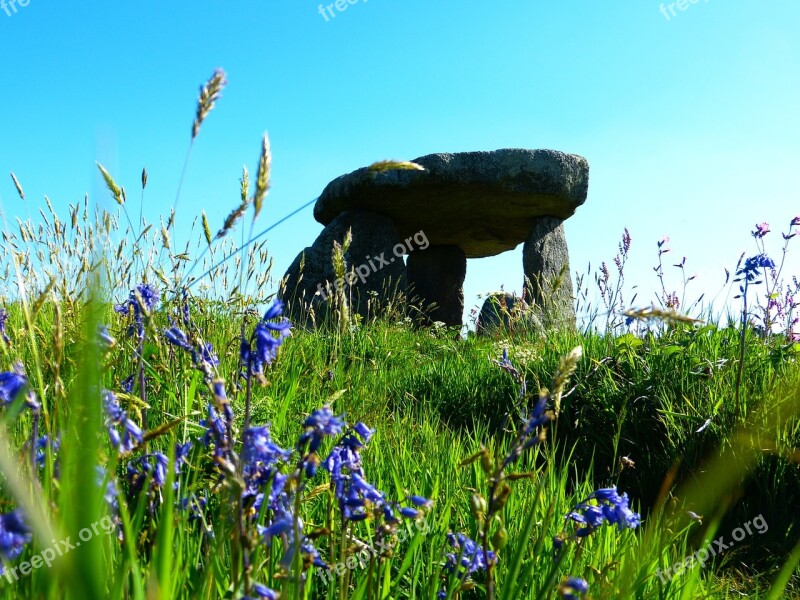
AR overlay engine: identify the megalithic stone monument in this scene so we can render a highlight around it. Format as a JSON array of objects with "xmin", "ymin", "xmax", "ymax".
[{"xmin": 281, "ymin": 149, "xmax": 589, "ymax": 328}]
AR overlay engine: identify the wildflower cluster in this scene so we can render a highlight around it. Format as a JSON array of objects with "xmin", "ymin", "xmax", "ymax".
[
  {"xmin": 0, "ymin": 253, "xmax": 653, "ymax": 600},
  {"xmin": 492, "ymin": 348, "xmax": 527, "ymax": 411},
  {"xmin": 734, "ymin": 217, "xmax": 800, "ymax": 337},
  {"xmin": 653, "ymin": 235, "xmax": 699, "ymax": 313},
  {"xmin": 0, "ymin": 308, "xmax": 9, "ymax": 345},
  {"xmin": 127, "ymin": 443, "xmax": 192, "ymax": 506},
  {"xmin": 447, "ymin": 346, "xmax": 585, "ymax": 599},
  {"xmin": 557, "ymin": 485, "xmax": 641, "ymax": 545},
  {"xmin": 240, "ymin": 300, "xmax": 291, "ymax": 382},
  {"xmin": 114, "ymin": 282, "xmax": 160, "ymax": 340},
  {"xmin": 163, "ymin": 309, "xmax": 220, "ymax": 380},
  {"xmin": 0, "ymin": 511, "xmax": 32, "ymax": 577},
  {"xmin": 558, "ymin": 576, "xmax": 589, "ymax": 599},
  {"xmin": 103, "ymin": 390, "xmax": 144, "ymax": 453},
  {"xmin": 441, "ymin": 532, "xmax": 496, "ymax": 591},
  {"xmin": 0, "ymin": 364, "xmax": 39, "ymax": 414},
  {"xmin": 29, "ymin": 434, "xmax": 60, "ymax": 471},
  {"xmin": 200, "ymin": 382, "xmax": 234, "ymax": 461},
  {"xmin": 323, "ymin": 415, "xmax": 428, "ymax": 538},
  {"xmin": 548, "ymin": 487, "xmax": 640, "ymax": 599}
]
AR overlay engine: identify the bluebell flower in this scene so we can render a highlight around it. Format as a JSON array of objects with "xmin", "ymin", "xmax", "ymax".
[
  {"xmin": 562, "ymin": 485, "xmax": 640, "ymax": 540},
  {"xmin": 567, "ymin": 505, "xmax": 605, "ymax": 532},
  {"xmin": 97, "ymin": 324, "xmax": 116, "ymax": 349},
  {"xmin": 164, "ymin": 325, "xmax": 219, "ymax": 379},
  {"xmin": 519, "ymin": 393, "xmax": 552, "ymax": 447},
  {"xmin": 103, "ymin": 390, "xmax": 143, "ymax": 453},
  {"xmin": 241, "ymin": 425, "xmax": 291, "ymax": 497},
  {"xmin": 115, "ymin": 283, "xmax": 160, "ymax": 339},
  {"xmin": 200, "ymin": 403, "xmax": 231, "ymax": 459},
  {"xmin": 299, "ymin": 406, "xmax": 345, "ymax": 453},
  {"xmin": 164, "ymin": 326, "xmax": 192, "ymax": 350},
  {"xmin": 0, "ymin": 510, "xmax": 32, "ymax": 569},
  {"xmin": 0, "ymin": 370, "xmax": 27, "ymax": 407},
  {"xmin": 257, "ymin": 500, "xmax": 327, "ymax": 571},
  {"xmin": 96, "ymin": 466, "xmax": 122, "ymax": 537},
  {"xmin": 737, "ymin": 253, "xmax": 775, "ymax": 282},
  {"xmin": 211, "ymin": 379, "xmax": 227, "ymax": 401},
  {"xmin": 262, "ymin": 299, "xmax": 284, "ymax": 321},
  {"xmin": 240, "ymin": 583, "xmax": 279, "ymax": 600},
  {"xmin": 588, "ymin": 486, "xmax": 620, "ymax": 502},
  {"xmin": 251, "ymin": 323, "xmax": 281, "ymax": 372},
  {"xmin": 258, "ymin": 518, "xmax": 293, "ymax": 544},
  {"xmin": 353, "ymin": 422, "xmax": 374, "ymax": 443},
  {"xmin": 409, "ymin": 495, "xmax": 433, "ymax": 509},
  {"xmin": 192, "ymin": 343, "xmax": 219, "ymax": 369},
  {"xmin": 350, "ymin": 473, "xmax": 385, "ymax": 504},
  {"xmin": 27, "ymin": 434, "xmax": 60, "ymax": 471},
  {"xmin": 239, "ymin": 337, "xmax": 253, "ymax": 371},
  {"xmin": 558, "ymin": 577, "xmax": 589, "ymax": 599},
  {"xmin": 127, "ymin": 443, "xmax": 191, "ymax": 507},
  {"xmin": 179, "ymin": 494, "xmax": 209, "ymax": 524},
  {"xmin": 137, "ymin": 284, "xmax": 160, "ymax": 311},
  {"xmin": 0, "ymin": 364, "xmax": 40, "ymax": 414},
  {"xmin": 181, "ymin": 292, "xmax": 191, "ymax": 326},
  {"xmin": 494, "ymin": 348, "xmax": 525, "ymax": 392},
  {"xmin": 0, "ymin": 309, "xmax": 9, "ymax": 344},
  {"xmin": 127, "ymin": 451, "xmax": 169, "ymax": 497},
  {"xmin": 165, "ymin": 296, "xmax": 219, "ymax": 377},
  {"xmin": 121, "ymin": 375, "xmax": 135, "ymax": 393},
  {"xmin": 443, "ymin": 532, "xmax": 496, "ymax": 578},
  {"xmin": 323, "ymin": 422, "xmax": 425, "ymax": 528},
  {"xmin": 399, "ymin": 507, "xmax": 420, "ymax": 519},
  {"xmin": 324, "ymin": 445, "xmax": 361, "ymax": 517},
  {"xmin": 503, "ymin": 392, "xmax": 552, "ymax": 467},
  {"xmin": 241, "ymin": 299, "xmax": 292, "ymax": 379}
]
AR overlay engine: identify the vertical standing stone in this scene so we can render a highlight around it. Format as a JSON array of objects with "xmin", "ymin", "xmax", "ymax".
[
  {"xmin": 406, "ymin": 246, "xmax": 466, "ymax": 326},
  {"xmin": 522, "ymin": 216, "xmax": 575, "ymax": 329},
  {"xmin": 476, "ymin": 292, "xmax": 542, "ymax": 337},
  {"xmin": 281, "ymin": 209, "xmax": 406, "ymax": 325}
]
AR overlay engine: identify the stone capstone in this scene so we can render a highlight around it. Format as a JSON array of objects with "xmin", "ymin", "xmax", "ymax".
[{"xmin": 314, "ymin": 149, "xmax": 589, "ymax": 258}]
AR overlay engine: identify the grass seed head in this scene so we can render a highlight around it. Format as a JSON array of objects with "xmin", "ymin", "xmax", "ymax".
[
  {"xmin": 192, "ymin": 68, "xmax": 227, "ymax": 140},
  {"xmin": 10, "ymin": 172, "xmax": 24, "ymax": 200},
  {"xmin": 96, "ymin": 163, "xmax": 124, "ymax": 206},
  {"xmin": 253, "ymin": 133, "xmax": 271, "ymax": 221},
  {"xmin": 202, "ymin": 211, "xmax": 212, "ymax": 246},
  {"xmin": 368, "ymin": 160, "xmax": 425, "ymax": 173}
]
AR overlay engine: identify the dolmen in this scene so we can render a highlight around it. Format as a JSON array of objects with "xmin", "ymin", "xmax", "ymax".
[{"xmin": 281, "ymin": 148, "xmax": 589, "ymax": 330}]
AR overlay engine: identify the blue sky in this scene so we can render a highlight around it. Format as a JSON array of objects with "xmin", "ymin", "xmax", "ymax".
[{"xmin": 1, "ymin": 0, "xmax": 799, "ymax": 324}]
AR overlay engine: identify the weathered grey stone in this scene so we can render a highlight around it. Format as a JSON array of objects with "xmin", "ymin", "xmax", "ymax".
[
  {"xmin": 406, "ymin": 246, "xmax": 466, "ymax": 327},
  {"xmin": 476, "ymin": 292, "xmax": 543, "ymax": 337},
  {"xmin": 522, "ymin": 217, "xmax": 575, "ymax": 329},
  {"xmin": 284, "ymin": 148, "xmax": 588, "ymax": 329},
  {"xmin": 314, "ymin": 149, "xmax": 589, "ymax": 258},
  {"xmin": 280, "ymin": 209, "xmax": 406, "ymax": 323}
]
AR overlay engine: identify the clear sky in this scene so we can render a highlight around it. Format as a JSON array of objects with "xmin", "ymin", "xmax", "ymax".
[{"xmin": 1, "ymin": 0, "xmax": 799, "ymax": 325}]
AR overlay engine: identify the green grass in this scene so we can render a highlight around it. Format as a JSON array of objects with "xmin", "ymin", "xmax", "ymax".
[{"xmin": 1, "ymin": 293, "xmax": 799, "ymax": 598}]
